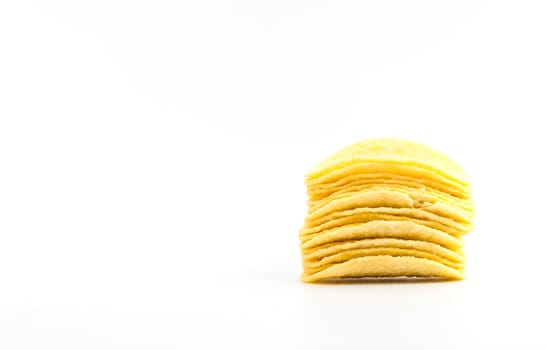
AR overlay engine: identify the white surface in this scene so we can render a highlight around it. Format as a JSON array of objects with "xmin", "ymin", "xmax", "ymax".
[{"xmin": 1, "ymin": 1, "xmax": 547, "ymax": 349}]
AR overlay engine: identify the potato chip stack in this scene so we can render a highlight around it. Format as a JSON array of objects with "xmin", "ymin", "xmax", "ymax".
[{"xmin": 299, "ymin": 138, "xmax": 474, "ymax": 282}]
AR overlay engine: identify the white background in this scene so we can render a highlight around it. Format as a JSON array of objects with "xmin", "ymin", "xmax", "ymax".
[{"xmin": 1, "ymin": 1, "xmax": 546, "ymax": 349}]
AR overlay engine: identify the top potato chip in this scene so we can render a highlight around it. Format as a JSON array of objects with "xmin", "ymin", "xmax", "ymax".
[{"xmin": 305, "ymin": 138, "xmax": 470, "ymax": 186}]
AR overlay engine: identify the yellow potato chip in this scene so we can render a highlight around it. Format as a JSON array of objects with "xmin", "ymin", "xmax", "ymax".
[
  {"xmin": 303, "ymin": 238, "xmax": 464, "ymax": 263},
  {"xmin": 308, "ymin": 183, "xmax": 474, "ymax": 213},
  {"xmin": 306, "ymin": 138, "xmax": 469, "ymax": 185},
  {"xmin": 306, "ymin": 189, "xmax": 473, "ymax": 224},
  {"xmin": 303, "ymin": 247, "xmax": 464, "ymax": 274},
  {"xmin": 308, "ymin": 174, "xmax": 470, "ymax": 200},
  {"xmin": 305, "ymin": 207, "xmax": 471, "ymax": 234},
  {"xmin": 301, "ymin": 256, "xmax": 464, "ymax": 283},
  {"xmin": 309, "ymin": 180, "xmax": 473, "ymax": 205},
  {"xmin": 300, "ymin": 212, "xmax": 465, "ymax": 238},
  {"xmin": 307, "ymin": 162, "xmax": 469, "ymax": 193},
  {"xmin": 300, "ymin": 220, "xmax": 463, "ymax": 250}
]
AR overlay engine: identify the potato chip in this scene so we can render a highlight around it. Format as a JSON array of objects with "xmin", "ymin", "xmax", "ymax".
[
  {"xmin": 308, "ymin": 175, "xmax": 470, "ymax": 200},
  {"xmin": 308, "ymin": 183, "xmax": 474, "ymax": 212},
  {"xmin": 301, "ymin": 256, "xmax": 464, "ymax": 282},
  {"xmin": 306, "ymin": 138, "xmax": 469, "ymax": 185},
  {"xmin": 303, "ymin": 238, "xmax": 464, "ymax": 263},
  {"xmin": 307, "ymin": 162, "xmax": 469, "ymax": 195},
  {"xmin": 303, "ymin": 248, "xmax": 464, "ymax": 274},
  {"xmin": 301, "ymin": 209, "xmax": 469, "ymax": 237},
  {"xmin": 300, "ymin": 220, "xmax": 463, "ymax": 250},
  {"xmin": 307, "ymin": 206, "xmax": 470, "ymax": 231},
  {"xmin": 306, "ymin": 189, "xmax": 473, "ymax": 224}
]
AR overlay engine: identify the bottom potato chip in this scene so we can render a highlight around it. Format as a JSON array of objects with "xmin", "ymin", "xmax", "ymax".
[
  {"xmin": 303, "ymin": 247, "xmax": 464, "ymax": 274},
  {"xmin": 301, "ymin": 255, "xmax": 464, "ymax": 282}
]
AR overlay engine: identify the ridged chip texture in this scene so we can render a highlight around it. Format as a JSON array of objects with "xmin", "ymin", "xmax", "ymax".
[{"xmin": 299, "ymin": 138, "xmax": 474, "ymax": 283}]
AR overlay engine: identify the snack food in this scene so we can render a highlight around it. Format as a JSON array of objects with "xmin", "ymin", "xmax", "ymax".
[{"xmin": 299, "ymin": 138, "xmax": 474, "ymax": 282}]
